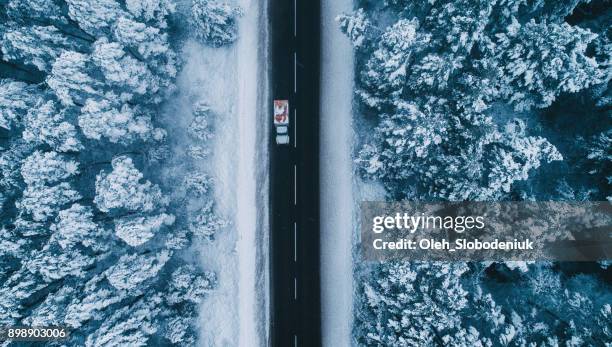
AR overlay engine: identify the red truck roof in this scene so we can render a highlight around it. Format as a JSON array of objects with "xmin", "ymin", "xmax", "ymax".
[{"xmin": 274, "ymin": 100, "xmax": 289, "ymax": 126}]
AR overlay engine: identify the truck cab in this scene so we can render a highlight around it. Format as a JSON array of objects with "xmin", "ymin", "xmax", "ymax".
[{"xmin": 274, "ymin": 100, "xmax": 290, "ymax": 145}]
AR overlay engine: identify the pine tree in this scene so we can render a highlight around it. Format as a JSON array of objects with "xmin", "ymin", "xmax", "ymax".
[
  {"xmin": 114, "ymin": 213, "xmax": 175, "ymax": 247},
  {"xmin": 79, "ymin": 97, "xmax": 154, "ymax": 144},
  {"xmin": 50, "ymin": 204, "xmax": 103, "ymax": 250},
  {"xmin": 22, "ymin": 100, "xmax": 83, "ymax": 152},
  {"xmin": 337, "ymin": 8, "xmax": 372, "ymax": 48},
  {"xmin": 65, "ymin": 0, "xmax": 127, "ymax": 35},
  {"xmin": 1, "ymin": 25, "xmax": 82, "ymax": 73},
  {"xmin": 496, "ymin": 19, "xmax": 604, "ymax": 111},
  {"xmin": 91, "ymin": 38, "xmax": 160, "ymax": 99},
  {"xmin": 94, "ymin": 156, "xmax": 167, "ymax": 213},
  {"xmin": 125, "ymin": 0, "xmax": 176, "ymax": 28},
  {"xmin": 104, "ymin": 251, "xmax": 170, "ymax": 292},
  {"xmin": 0, "ymin": 79, "xmax": 39, "ymax": 130},
  {"xmin": 188, "ymin": 102, "xmax": 214, "ymax": 142},
  {"xmin": 17, "ymin": 183, "xmax": 81, "ymax": 222},
  {"xmin": 189, "ymin": 201, "xmax": 227, "ymax": 239},
  {"xmin": 20, "ymin": 150, "xmax": 79, "ymax": 185},
  {"xmin": 190, "ymin": 0, "xmax": 243, "ymax": 47},
  {"xmin": 47, "ymin": 50, "xmax": 102, "ymax": 107}
]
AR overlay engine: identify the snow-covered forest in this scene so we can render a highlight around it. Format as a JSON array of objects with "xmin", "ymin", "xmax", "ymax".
[
  {"xmin": 0, "ymin": 0, "xmax": 246, "ymax": 345},
  {"xmin": 338, "ymin": 0, "xmax": 611, "ymax": 345}
]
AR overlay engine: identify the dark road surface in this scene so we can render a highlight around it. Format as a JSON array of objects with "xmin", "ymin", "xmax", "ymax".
[{"xmin": 269, "ymin": 0, "xmax": 321, "ymax": 346}]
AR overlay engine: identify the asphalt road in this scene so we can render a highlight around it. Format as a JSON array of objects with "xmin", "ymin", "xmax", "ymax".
[{"xmin": 269, "ymin": 0, "xmax": 321, "ymax": 346}]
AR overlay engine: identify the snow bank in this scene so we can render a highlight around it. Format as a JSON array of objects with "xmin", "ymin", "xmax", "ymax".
[{"xmin": 320, "ymin": 0, "xmax": 355, "ymax": 345}]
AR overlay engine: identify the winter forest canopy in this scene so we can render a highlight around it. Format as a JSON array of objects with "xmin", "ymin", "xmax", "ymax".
[
  {"xmin": 0, "ymin": 0, "xmax": 241, "ymax": 345},
  {"xmin": 339, "ymin": 0, "xmax": 611, "ymax": 345}
]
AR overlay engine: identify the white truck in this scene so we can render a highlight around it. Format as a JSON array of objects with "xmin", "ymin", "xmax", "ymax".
[{"xmin": 274, "ymin": 100, "xmax": 290, "ymax": 145}]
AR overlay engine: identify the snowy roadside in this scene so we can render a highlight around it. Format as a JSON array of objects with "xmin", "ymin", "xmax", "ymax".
[
  {"xmin": 168, "ymin": 0, "xmax": 268, "ymax": 345},
  {"xmin": 320, "ymin": 0, "xmax": 355, "ymax": 345},
  {"xmin": 234, "ymin": 0, "xmax": 270, "ymax": 345},
  {"xmin": 178, "ymin": 39, "xmax": 240, "ymax": 346}
]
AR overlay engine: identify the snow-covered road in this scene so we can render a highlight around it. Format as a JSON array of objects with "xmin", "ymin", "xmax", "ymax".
[
  {"xmin": 320, "ymin": 0, "xmax": 355, "ymax": 345},
  {"xmin": 172, "ymin": 0, "xmax": 268, "ymax": 345}
]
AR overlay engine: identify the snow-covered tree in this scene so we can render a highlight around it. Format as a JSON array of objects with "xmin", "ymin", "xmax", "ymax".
[
  {"xmin": 189, "ymin": 201, "xmax": 227, "ymax": 239},
  {"xmin": 26, "ymin": 244, "xmax": 94, "ymax": 282},
  {"xmin": 183, "ymin": 172, "xmax": 213, "ymax": 197},
  {"xmin": 431, "ymin": 118, "xmax": 562, "ymax": 201},
  {"xmin": 79, "ymin": 97, "xmax": 154, "ymax": 143},
  {"xmin": 1, "ymin": 25, "xmax": 81, "ymax": 73},
  {"xmin": 91, "ymin": 38, "xmax": 160, "ymax": 100},
  {"xmin": 481, "ymin": 120, "xmax": 562, "ymax": 195},
  {"xmin": 356, "ymin": 101, "xmax": 447, "ymax": 181},
  {"xmin": 0, "ymin": 79, "xmax": 39, "ymax": 130},
  {"xmin": 583, "ymin": 128, "xmax": 611, "ymax": 201},
  {"xmin": 0, "ymin": 270, "xmax": 47, "ymax": 325},
  {"xmin": 63, "ymin": 275, "xmax": 125, "ymax": 329},
  {"xmin": 65, "ymin": 0, "xmax": 127, "ymax": 36},
  {"xmin": 186, "ymin": 144, "xmax": 210, "ymax": 159},
  {"xmin": 188, "ymin": 102, "xmax": 214, "ymax": 141},
  {"xmin": 23, "ymin": 285, "xmax": 76, "ymax": 327},
  {"xmin": 111, "ymin": 16, "xmax": 176, "ymax": 73},
  {"xmin": 496, "ymin": 19, "xmax": 604, "ymax": 111},
  {"xmin": 164, "ymin": 229, "xmax": 189, "ymax": 251},
  {"xmin": 167, "ymin": 265, "xmax": 216, "ymax": 305},
  {"xmin": 190, "ymin": 0, "xmax": 243, "ymax": 47},
  {"xmin": 84, "ymin": 295, "xmax": 160, "ymax": 347},
  {"xmin": 161, "ymin": 266, "xmax": 215, "ymax": 345},
  {"xmin": 104, "ymin": 251, "xmax": 170, "ymax": 292},
  {"xmin": 164, "ymin": 316, "xmax": 196, "ymax": 345},
  {"xmin": 5, "ymin": 0, "xmax": 65, "ymax": 24},
  {"xmin": 0, "ymin": 140, "xmax": 33, "ymax": 202},
  {"xmin": 22, "ymin": 100, "xmax": 83, "ymax": 152},
  {"xmin": 357, "ymin": 18, "xmax": 428, "ymax": 109},
  {"xmin": 337, "ymin": 8, "xmax": 372, "ymax": 48},
  {"xmin": 358, "ymin": 106, "xmax": 562, "ymax": 200},
  {"xmin": 17, "ymin": 182, "xmax": 81, "ymax": 222},
  {"xmin": 125, "ymin": 0, "xmax": 176, "ymax": 28},
  {"xmin": 94, "ymin": 156, "xmax": 166, "ymax": 213},
  {"xmin": 47, "ymin": 50, "xmax": 101, "ymax": 106},
  {"xmin": 20, "ymin": 150, "xmax": 78, "ymax": 187},
  {"xmin": 114, "ymin": 213, "xmax": 175, "ymax": 247},
  {"xmin": 50, "ymin": 204, "xmax": 102, "ymax": 249}
]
